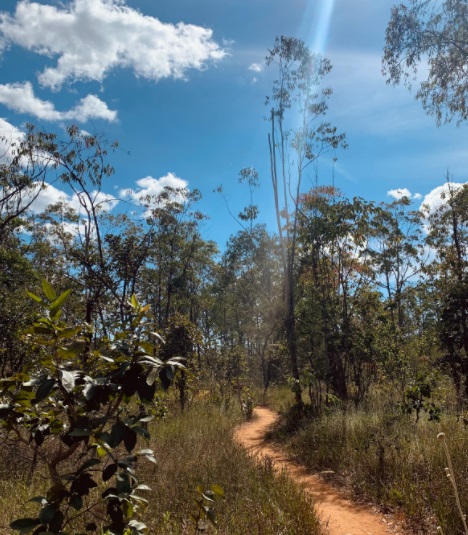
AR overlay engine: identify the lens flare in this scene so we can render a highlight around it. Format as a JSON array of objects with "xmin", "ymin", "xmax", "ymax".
[{"xmin": 299, "ymin": 0, "xmax": 336, "ymax": 55}]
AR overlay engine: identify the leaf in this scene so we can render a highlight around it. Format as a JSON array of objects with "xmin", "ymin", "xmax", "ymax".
[
  {"xmin": 102, "ymin": 463, "xmax": 118, "ymax": 482},
  {"xmin": 206, "ymin": 508, "xmax": 217, "ymax": 526},
  {"xmin": 123, "ymin": 429, "xmax": 137, "ymax": 453},
  {"xmin": 130, "ymin": 294, "xmax": 139, "ymax": 309},
  {"xmin": 78, "ymin": 458, "xmax": 101, "ymax": 473},
  {"xmin": 122, "ymin": 500, "xmax": 134, "ymax": 520},
  {"xmin": 70, "ymin": 494, "xmax": 83, "ymax": 511},
  {"xmin": 68, "ymin": 429, "xmax": 92, "ymax": 437},
  {"xmin": 133, "ymin": 426, "xmax": 150, "ymax": 440},
  {"xmin": 35, "ymin": 378, "xmax": 55, "ymax": 402},
  {"xmin": 150, "ymin": 332, "xmax": 165, "ymax": 344},
  {"xmin": 146, "ymin": 367, "xmax": 159, "ymax": 387},
  {"xmin": 39, "ymin": 504, "xmax": 57, "ymax": 524},
  {"xmin": 26, "ymin": 291, "xmax": 44, "ymax": 305},
  {"xmin": 41, "ymin": 280, "xmax": 57, "ymax": 301},
  {"xmin": 10, "ymin": 518, "xmax": 41, "ymax": 532},
  {"xmin": 59, "ymin": 370, "xmax": 76, "ymax": 392},
  {"xmin": 135, "ymin": 484, "xmax": 151, "ymax": 491},
  {"xmin": 50, "ymin": 289, "xmax": 72, "ymax": 310},
  {"xmin": 128, "ymin": 520, "xmax": 147, "ymax": 532},
  {"xmin": 210, "ymin": 484, "xmax": 225, "ymax": 498}
]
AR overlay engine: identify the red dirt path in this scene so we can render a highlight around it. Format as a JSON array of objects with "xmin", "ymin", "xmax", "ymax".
[{"xmin": 234, "ymin": 406, "xmax": 406, "ymax": 535}]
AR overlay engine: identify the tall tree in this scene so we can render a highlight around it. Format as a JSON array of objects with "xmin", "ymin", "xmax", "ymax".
[
  {"xmin": 266, "ymin": 36, "xmax": 347, "ymax": 403},
  {"xmin": 426, "ymin": 181, "xmax": 468, "ymax": 398}
]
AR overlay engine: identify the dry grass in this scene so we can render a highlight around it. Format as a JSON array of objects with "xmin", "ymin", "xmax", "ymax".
[
  {"xmin": 269, "ymin": 394, "xmax": 468, "ymax": 534},
  {"xmin": 0, "ymin": 401, "xmax": 322, "ymax": 535}
]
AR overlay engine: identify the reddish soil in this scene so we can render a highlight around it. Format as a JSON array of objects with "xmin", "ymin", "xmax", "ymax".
[{"xmin": 234, "ymin": 406, "xmax": 406, "ymax": 535}]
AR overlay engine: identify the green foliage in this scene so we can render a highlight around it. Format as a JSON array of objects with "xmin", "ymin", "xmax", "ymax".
[
  {"xmin": 191, "ymin": 484, "xmax": 225, "ymax": 533},
  {"xmin": 0, "ymin": 282, "xmax": 183, "ymax": 535},
  {"xmin": 383, "ymin": 0, "xmax": 468, "ymax": 125},
  {"xmin": 402, "ymin": 374, "xmax": 441, "ymax": 423}
]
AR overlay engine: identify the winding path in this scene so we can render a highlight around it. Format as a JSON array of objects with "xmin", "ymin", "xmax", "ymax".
[{"xmin": 234, "ymin": 407, "xmax": 405, "ymax": 535}]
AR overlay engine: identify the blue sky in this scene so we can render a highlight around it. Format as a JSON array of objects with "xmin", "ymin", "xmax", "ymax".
[{"xmin": 0, "ymin": 0, "xmax": 466, "ymax": 248}]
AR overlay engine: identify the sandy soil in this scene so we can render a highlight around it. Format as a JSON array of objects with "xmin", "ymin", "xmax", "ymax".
[{"xmin": 234, "ymin": 406, "xmax": 406, "ymax": 535}]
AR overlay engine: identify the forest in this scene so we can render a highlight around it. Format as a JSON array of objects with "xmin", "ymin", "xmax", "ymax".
[{"xmin": 1, "ymin": 0, "xmax": 468, "ymax": 534}]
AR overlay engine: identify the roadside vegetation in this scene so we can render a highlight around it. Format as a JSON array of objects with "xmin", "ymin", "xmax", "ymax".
[
  {"xmin": 0, "ymin": 397, "xmax": 321, "ymax": 535},
  {"xmin": 2, "ymin": 0, "xmax": 468, "ymax": 532}
]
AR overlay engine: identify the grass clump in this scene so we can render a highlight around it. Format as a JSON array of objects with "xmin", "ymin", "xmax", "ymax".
[{"xmin": 270, "ymin": 399, "xmax": 468, "ymax": 534}]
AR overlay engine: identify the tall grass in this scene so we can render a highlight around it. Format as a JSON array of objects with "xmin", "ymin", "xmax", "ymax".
[
  {"xmin": 0, "ymin": 401, "xmax": 322, "ymax": 535},
  {"xmin": 270, "ymin": 397, "xmax": 468, "ymax": 534},
  {"xmin": 143, "ymin": 402, "xmax": 322, "ymax": 534}
]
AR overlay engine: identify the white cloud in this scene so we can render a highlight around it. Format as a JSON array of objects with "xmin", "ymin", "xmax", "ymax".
[
  {"xmin": 420, "ymin": 182, "xmax": 467, "ymax": 215},
  {"xmin": 413, "ymin": 193, "xmax": 422, "ymax": 200},
  {"xmin": 387, "ymin": 188, "xmax": 412, "ymax": 200},
  {"xmin": 248, "ymin": 63, "xmax": 263, "ymax": 73},
  {"xmin": 0, "ymin": 118, "xmax": 24, "ymax": 161},
  {"xmin": 0, "ymin": 82, "xmax": 117, "ymax": 122},
  {"xmin": 25, "ymin": 182, "xmax": 119, "ymax": 214},
  {"xmin": 0, "ymin": 0, "xmax": 226, "ymax": 90},
  {"xmin": 122, "ymin": 172, "xmax": 188, "ymax": 201}
]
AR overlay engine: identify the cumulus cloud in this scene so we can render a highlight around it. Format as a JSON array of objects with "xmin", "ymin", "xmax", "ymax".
[
  {"xmin": 387, "ymin": 188, "xmax": 424, "ymax": 201},
  {"xmin": 24, "ymin": 182, "xmax": 119, "ymax": 215},
  {"xmin": 387, "ymin": 188, "xmax": 413, "ymax": 200},
  {"xmin": 0, "ymin": 0, "xmax": 226, "ymax": 90},
  {"xmin": 0, "ymin": 82, "xmax": 117, "ymax": 122},
  {"xmin": 0, "ymin": 118, "xmax": 24, "ymax": 161},
  {"xmin": 419, "ymin": 182, "xmax": 467, "ymax": 215},
  {"xmin": 122, "ymin": 172, "xmax": 188, "ymax": 201},
  {"xmin": 248, "ymin": 63, "xmax": 263, "ymax": 73}
]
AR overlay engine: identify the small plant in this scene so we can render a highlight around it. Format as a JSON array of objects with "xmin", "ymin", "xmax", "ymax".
[
  {"xmin": 240, "ymin": 386, "xmax": 255, "ymax": 421},
  {"xmin": 191, "ymin": 484, "xmax": 224, "ymax": 533},
  {"xmin": 1, "ymin": 282, "xmax": 184, "ymax": 535},
  {"xmin": 438, "ymin": 432, "xmax": 468, "ymax": 535},
  {"xmin": 402, "ymin": 374, "xmax": 441, "ymax": 423}
]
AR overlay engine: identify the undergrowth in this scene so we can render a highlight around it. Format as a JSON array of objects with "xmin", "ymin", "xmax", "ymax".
[
  {"xmin": 269, "ymin": 397, "xmax": 468, "ymax": 534},
  {"xmin": 0, "ymin": 400, "xmax": 322, "ymax": 535}
]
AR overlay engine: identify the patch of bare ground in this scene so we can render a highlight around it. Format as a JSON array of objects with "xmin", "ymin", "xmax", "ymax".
[{"xmin": 234, "ymin": 407, "xmax": 409, "ymax": 535}]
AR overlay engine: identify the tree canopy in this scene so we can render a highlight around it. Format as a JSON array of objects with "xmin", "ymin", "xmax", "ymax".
[{"xmin": 383, "ymin": 0, "xmax": 468, "ymax": 125}]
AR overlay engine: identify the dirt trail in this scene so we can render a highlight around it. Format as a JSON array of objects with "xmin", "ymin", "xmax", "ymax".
[{"xmin": 234, "ymin": 407, "xmax": 405, "ymax": 535}]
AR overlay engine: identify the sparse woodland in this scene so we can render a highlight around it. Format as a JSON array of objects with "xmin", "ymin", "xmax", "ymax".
[{"xmin": 2, "ymin": 1, "xmax": 468, "ymax": 533}]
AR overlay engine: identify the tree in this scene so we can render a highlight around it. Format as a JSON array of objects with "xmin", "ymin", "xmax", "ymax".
[
  {"xmin": 0, "ymin": 124, "xmax": 57, "ymax": 242},
  {"xmin": 297, "ymin": 187, "xmax": 377, "ymax": 402},
  {"xmin": 266, "ymin": 36, "xmax": 347, "ymax": 403},
  {"xmin": 425, "ymin": 180, "xmax": 468, "ymax": 399},
  {"xmin": 383, "ymin": 0, "xmax": 468, "ymax": 125}
]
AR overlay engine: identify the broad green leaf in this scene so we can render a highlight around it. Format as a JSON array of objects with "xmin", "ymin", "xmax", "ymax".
[
  {"xmin": 122, "ymin": 500, "xmax": 134, "ymax": 519},
  {"xmin": 50, "ymin": 289, "xmax": 72, "ymax": 310},
  {"xmin": 210, "ymin": 484, "xmax": 225, "ymax": 498},
  {"xmin": 26, "ymin": 291, "xmax": 44, "ymax": 304},
  {"xmin": 41, "ymin": 280, "xmax": 57, "ymax": 301}
]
